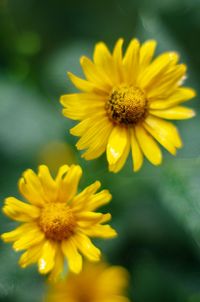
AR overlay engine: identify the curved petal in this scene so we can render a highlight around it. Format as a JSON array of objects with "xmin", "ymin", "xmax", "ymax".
[
  {"xmin": 55, "ymin": 165, "xmax": 69, "ymax": 184},
  {"xmin": 70, "ymin": 112, "xmax": 106, "ymax": 137},
  {"xmin": 61, "ymin": 93, "xmax": 105, "ymax": 120},
  {"xmin": 1, "ymin": 223, "xmax": 36, "ymax": 243},
  {"xmin": 75, "ymin": 211, "xmax": 103, "ymax": 224},
  {"xmin": 48, "ymin": 248, "xmax": 64, "ymax": 282},
  {"xmin": 130, "ymin": 127, "xmax": 143, "ymax": 172},
  {"xmin": 18, "ymin": 170, "xmax": 45, "ymax": 206},
  {"xmin": 149, "ymin": 87, "xmax": 196, "ymax": 110},
  {"xmin": 107, "ymin": 126, "xmax": 129, "ymax": 165},
  {"xmin": 82, "ymin": 190, "xmax": 112, "ymax": 212},
  {"xmin": 57, "ymin": 165, "xmax": 82, "ymax": 203},
  {"xmin": 135, "ymin": 125, "xmax": 162, "ymax": 166},
  {"xmin": 76, "ymin": 117, "xmax": 111, "ymax": 151},
  {"xmin": 13, "ymin": 226, "xmax": 45, "ymax": 251},
  {"xmin": 73, "ymin": 233, "xmax": 101, "ymax": 261},
  {"xmin": 3, "ymin": 197, "xmax": 40, "ymax": 222},
  {"xmin": 82, "ymin": 119, "xmax": 113, "ymax": 160},
  {"xmin": 113, "ymin": 38, "xmax": 124, "ymax": 83},
  {"xmin": 113, "ymin": 38, "xmax": 123, "ymax": 65},
  {"xmin": 93, "ymin": 42, "xmax": 118, "ymax": 85},
  {"xmin": 108, "ymin": 138, "xmax": 130, "ymax": 173},
  {"xmin": 19, "ymin": 241, "xmax": 44, "ymax": 268},
  {"xmin": 138, "ymin": 52, "xmax": 179, "ymax": 89},
  {"xmin": 38, "ymin": 240, "xmax": 57, "ymax": 274},
  {"xmin": 83, "ymin": 224, "xmax": 117, "ymax": 238},
  {"xmin": 139, "ymin": 40, "xmax": 157, "ymax": 69},
  {"xmin": 123, "ymin": 38, "xmax": 140, "ymax": 84},
  {"xmin": 38, "ymin": 165, "xmax": 57, "ymax": 202},
  {"xmin": 67, "ymin": 72, "xmax": 100, "ymax": 93},
  {"xmin": 150, "ymin": 106, "xmax": 195, "ymax": 120},
  {"xmin": 62, "ymin": 238, "xmax": 83, "ymax": 274},
  {"xmin": 143, "ymin": 122, "xmax": 176, "ymax": 155},
  {"xmin": 71, "ymin": 181, "xmax": 101, "ymax": 209},
  {"xmin": 145, "ymin": 115, "xmax": 182, "ymax": 148},
  {"xmin": 147, "ymin": 64, "xmax": 187, "ymax": 99},
  {"xmin": 80, "ymin": 56, "xmax": 112, "ymax": 91}
]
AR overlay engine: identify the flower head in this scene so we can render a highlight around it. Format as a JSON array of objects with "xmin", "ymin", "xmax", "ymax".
[
  {"xmin": 1, "ymin": 165, "xmax": 116, "ymax": 280},
  {"xmin": 46, "ymin": 261, "xmax": 130, "ymax": 302},
  {"xmin": 61, "ymin": 38, "xmax": 196, "ymax": 172}
]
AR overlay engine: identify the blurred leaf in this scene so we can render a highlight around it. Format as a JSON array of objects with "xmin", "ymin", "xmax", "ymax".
[{"xmin": 159, "ymin": 158, "xmax": 200, "ymax": 249}]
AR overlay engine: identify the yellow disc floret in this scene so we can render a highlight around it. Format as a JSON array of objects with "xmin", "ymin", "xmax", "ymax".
[
  {"xmin": 39, "ymin": 203, "xmax": 76, "ymax": 241},
  {"xmin": 106, "ymin": 85, "xmax": 148, "ymax": 125}
]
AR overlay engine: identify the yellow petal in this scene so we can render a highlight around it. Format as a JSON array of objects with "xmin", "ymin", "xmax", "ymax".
[
  {"xmin": 18, "ymin": 171, "xmax": 45, "ymax": 207},
  {"xmin": 48, "ymin": 248, "xmax": 64, "ymax": 282},
  {"xmin": 139, "ymin": 40, "xmax": 157, "ymax": 69},
  {"xmin": 145, "ymin": 115, "xmax": 182, "ymax": 148},
  {"xmin": 138, "ymin": 52, "xmax": 179, "ymax": 89},
  {"xmin": 19, "ymin": 241, "xmax": 44, "ymax": 268},
  {"xmin": 83, "ymin": 190, "xmax": 112, "ymax": 212},
  {"xmin": 80, "ymin": 56, "xmax": 111, "ymax": 91},
  {"xmin": 83, "ymin": 224, "xmax": 117, "ymax": 238},
  {"xmin": 135, "ymin": 125, "xmax": 162, "ymax": 166},
  {"xmin": 13, "ymin": 227, "xmax": 45, "ymax": 251},
  {"xmin": 71, "ymin": 181, "xmax": 101, "ymax": 208},
  {"xmin": 1, "ymin": 223, "xmax": 35, "ymax": 242},
  {"xmin": 75, "ymin": 211, "xmax": 103, "ymax": 223},
  {"xmin": 93, "ymin": 42, "xmax": 118, "ymax": 85},
  {"xmin": 94, "ymin": 42, "xmax": 112, "ymax": 65},
  {"xmin": 98, "ymin": 266, "xmax": 129, "ymax": 293},
  {"xmin": 38, "ymin": 165, "xmax": 57, "ymax": 202},
  {"xmin": 70, "ymin": 112, "xmax": 106, "ymax": 136},
  {"xmin": 73, "ymin": 233, "xmax": 101, "ymax": 261},
  {"xmin": 113, "ymin": 38, "xmax": 124, "ymax": 65},
  {"xmin": 109, "ymin": 138, "xmax": 130, "ymax": 173},
  {"xmin": 57, "ymin": 165, "xmax": 82, "ymax": 203},
  {"xmin": 38, "ymin": 240, "xmax": 57, "ymax": 274},
  {"xmin": 76, "ymin": 117, "xmax": 110, "ymax": 150},
  {"xmin": 82, "ymin": 119, "xmax": 113, "ymax": 160},
  {"xmin": 150, "ymin": 106, "xmax": 195, "ymax": 120},
  {"xmin": 123, "ymin": 38, "xmax": 140, "ymax": 84},
  {"xmin": 3, "ymin": 197, "xmax": 40, "ymax": 222},
  {"xmin": 61, "ymin": 93, "xmax": 105, "ymax": 120},
  {"xmin": 113, "ymin": 38, "xmax": 124, "ymax": 82},
  {"xmin": 147, "ymin": 64, "xmax": 187, "ymax": 99},
  {"xmin": 143, "ymin": 122, "xmax": 176, "ymax": 155},
  {"xmin": 149, "ymin": 87, "xmax": 196, "ymax": 109},
  {"xmin": 107, "ymin": 126, "xmax": 129, "ymax": 165},
  {"xmin": 67, "ymin": 72, "xmax": 98, "ymax": 93},
  {"xmin": 55, "ymin": 165, "xmax": 70, "ymax": 184},
  {"xmin": 62, "ymin": 238, "xmax": 82, "ymax": 274},
  {"xmin": 60, "ymin": 92, "xmax": 105, "ymax": 107},
  {"xmin": 130, "ymin": 127, "xmax": 143, "ymax": 172}
]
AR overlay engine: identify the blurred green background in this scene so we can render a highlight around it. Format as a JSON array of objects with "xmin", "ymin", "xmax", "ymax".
[{"xmin": 1, "ymin": 0, "xmax": 200, "ymax": 301}]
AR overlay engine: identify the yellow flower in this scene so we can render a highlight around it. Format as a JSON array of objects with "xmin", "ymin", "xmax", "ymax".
[
  {"xmin": 60, "ymin": 38, "xmax": 196, "ymax": 172},
  {"xmin": 1, "ymin": 165, "xmax": 117, "ymax": 280},
  {"xmin": 46, "ymin": 261, "xmax": 130, "ymax": 302}
]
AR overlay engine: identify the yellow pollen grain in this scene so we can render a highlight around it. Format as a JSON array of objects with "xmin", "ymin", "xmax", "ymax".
[
  {"xmin": 39, "ymin": 203, "xmax": 76, "ymax": 241},
  {"xmin": 106, "ymin": 85, "xmax": 148, "ymax": 125}
]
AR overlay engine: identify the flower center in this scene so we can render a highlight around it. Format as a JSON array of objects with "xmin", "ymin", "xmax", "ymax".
[
  {"xmin": 39, "ymin": 203, "xmax": 76, "ymax": 241},
  {"xmin": 106, "ymin": 85, "xmax": 148, "ymax": 125}
]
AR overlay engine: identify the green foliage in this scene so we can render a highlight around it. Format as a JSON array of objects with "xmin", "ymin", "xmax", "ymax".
[{"xmin": 0, "ymin": 0, "xmax": 200, "ymax": 301}]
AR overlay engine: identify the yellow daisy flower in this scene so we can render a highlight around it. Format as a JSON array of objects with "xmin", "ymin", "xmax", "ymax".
[
  {"xmin": 60, "ymin": 38, "xmax": 196, "ymax": 172},
  {"xmin": 1, "ymin": 165, "xmax": 117, "ymax": 280},
  {"xmin": 46, "ymin": 261, "xmax": 130, "ymax": 302}
]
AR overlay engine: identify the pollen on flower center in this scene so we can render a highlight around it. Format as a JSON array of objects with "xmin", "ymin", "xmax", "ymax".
[
  {"xmin": 106, "ymin": 85, "xmax": 148, "ymax": 125},
  {"xmin": 39, "ymin": 203, "xmax": 76, "ymax": 241}
]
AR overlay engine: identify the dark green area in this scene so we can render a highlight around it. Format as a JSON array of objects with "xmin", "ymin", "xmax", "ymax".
[{"xmin": 0, "ymin": 0, "xmax": 200, "ymax": 301}]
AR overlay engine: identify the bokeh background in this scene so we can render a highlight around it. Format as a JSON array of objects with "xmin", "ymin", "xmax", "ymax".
[{"xmin": 1, "ymin": 0, "xmax": 200, "ymax": 301}]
